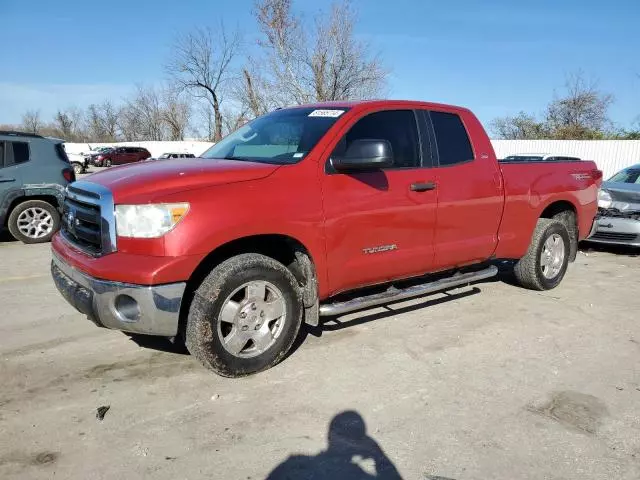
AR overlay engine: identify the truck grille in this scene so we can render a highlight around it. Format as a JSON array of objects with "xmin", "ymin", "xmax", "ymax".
[
  {"xmin": 591, "ymin": 232, "xmax": 638, "ymax": 242},
  {"xmin": 61, "ymin": 182, "xmax": 116, "ymax": 256}
]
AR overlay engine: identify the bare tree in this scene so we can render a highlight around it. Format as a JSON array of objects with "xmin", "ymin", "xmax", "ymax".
[
  {"xmin": 249, "ymin": 0, "xmax": 388, "ymax": 108},
  {"xmin": 167, "ymin": 25, "xmax": 241, "ymax": 141},
  {"xmin": 221, "ymin": 107, "xmax": 249, "ymax": 136},
  {"xmin": 22, "ymin": 110, "xmax": 42, "ymax": 134},
  {"xmin": 490, "ymin": 112, "xmax": 548, "ymax": 140},
  {"xmin": 54, "ymin": 110, "xmax": 74, "ymax": 139},
  {"xmin": 86, "ymin": 101, "xmax": 120, "ymax": 142},
  {"xmin": 237, "ymin": 67, "xmax": 273, "ymax": 118},
  {"xmin": 119, "ymin": 86, "xmax": 165, "ymax": 141},
  {"xmin": 545, "ymin": 72, "xmax": 614, "ymax": 139},
  {"xmin": 162, "ymin": 89, "xmax": 191, "ymax": 140},
  {"xmin": 310, "ymin": 2, "xmax": 387, "ymax": 101},
  {"xmin": 196, "ymin": 102, "xmax": 216, "ymax": 141},
  {"xmin": 67, "ymin": 106, "xmax": 89, "ymax": 141}
]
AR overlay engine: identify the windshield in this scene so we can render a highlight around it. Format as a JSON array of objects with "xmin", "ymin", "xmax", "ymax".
[
  {"xmin": 609, "ymin": 168, "xmax": 640, "ymax": 184},
  {"xmin": 201, "ymin": 107, "xmax": 348, "ymax": 164}
]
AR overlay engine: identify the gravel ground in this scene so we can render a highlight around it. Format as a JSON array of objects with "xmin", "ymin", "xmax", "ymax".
[{"xmin": 0, "ymin": 237, "xmax": 639, "ymax": 480}]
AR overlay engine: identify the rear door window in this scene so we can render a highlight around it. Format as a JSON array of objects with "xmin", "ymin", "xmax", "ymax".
[
  {"xmin": 6, "ymin": 141, "xmax": 30, "ymax": 165},
  {"xmin": 430, "ymin": 111, "xmax": 474, "ymax": 166},
  {"xmin": 0, "ymin": 142, "xmax": 5, "ymax": 167}
]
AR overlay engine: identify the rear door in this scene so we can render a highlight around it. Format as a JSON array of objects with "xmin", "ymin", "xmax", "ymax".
[
  {"xmin": 114, "ymin": 147, "xmax": 131, "ymax": 164},
  {"xmin": 321, "ymin": 108, "xmax": 438, "ymax": 294},
  {"xmin": 124, "ymin": 148, "xmax": 138, "ymax": 164},
  {"xmin": 425, "ymin": 109, "xmax": 503, "ymax": 269}
]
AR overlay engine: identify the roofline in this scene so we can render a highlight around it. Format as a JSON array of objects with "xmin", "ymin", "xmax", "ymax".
[
  {"xmin": 0, "ymin": 130, "xmax": 44, "ymax": 139},
  {"xmin": 282, "ymin": 99, "xmax": 472, "ymax": 113}
]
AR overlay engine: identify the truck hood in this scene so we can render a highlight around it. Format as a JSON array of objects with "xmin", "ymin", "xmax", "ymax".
[{"xmin": 87, "ymin": 158, "xmax": 280, "ymax": 203}]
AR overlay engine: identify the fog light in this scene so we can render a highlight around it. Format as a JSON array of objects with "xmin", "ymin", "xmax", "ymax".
[{"xmin": 114, "ymin": 295, "xmax": 140, "ymax": 322}]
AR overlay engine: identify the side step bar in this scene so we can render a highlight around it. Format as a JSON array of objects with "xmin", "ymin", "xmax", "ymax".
[{"xmin": 318, "ymin": 265, "xmax": 498, "ymax": 317}]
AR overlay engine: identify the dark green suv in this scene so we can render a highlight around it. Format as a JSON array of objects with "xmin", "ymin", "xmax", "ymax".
[{"xmin": 0, "ymin": 131, "xmax": 75, "ymax": 244}]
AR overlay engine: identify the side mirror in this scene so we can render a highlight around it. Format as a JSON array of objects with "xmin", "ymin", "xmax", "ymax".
[{"xmin": 332, "ymin": 139, "xmax": 394, "ymax": 172}]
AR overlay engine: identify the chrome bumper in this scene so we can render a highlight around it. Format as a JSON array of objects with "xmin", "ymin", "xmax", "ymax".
[
  {"xmin": 51, "ymin": 253, "xmax": 186, "ymax": 336},
  {"xmin": 587, "ymin": 216, "xmax": 640, "ymax": 247}
]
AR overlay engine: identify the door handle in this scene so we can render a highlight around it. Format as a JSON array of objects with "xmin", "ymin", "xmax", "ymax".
[
  {"xmin": 410, "ymin": 181, "xmax": 437, "ymax": 192},
  {"xmin": 0, "ymin": 177, "xmax": 15, "ymax": 183}
]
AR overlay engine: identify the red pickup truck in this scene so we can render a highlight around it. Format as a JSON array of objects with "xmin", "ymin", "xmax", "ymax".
[{"xmin": 51, "ymin": 100, "xmax": 601, "ymax": 377}]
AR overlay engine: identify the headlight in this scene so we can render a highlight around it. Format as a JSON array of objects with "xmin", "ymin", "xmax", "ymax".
[
  {"xmin": 597, "ymin": 189, "xmax": 612, "ymax": 209},
  {"xmin": 115, "ymin": 203, "xmax": 189, "ymax": 238}
]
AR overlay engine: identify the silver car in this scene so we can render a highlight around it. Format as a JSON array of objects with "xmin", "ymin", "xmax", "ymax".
[{"xmin": 589, "ymin": 164, "xmax": 640, "ymax": 246}]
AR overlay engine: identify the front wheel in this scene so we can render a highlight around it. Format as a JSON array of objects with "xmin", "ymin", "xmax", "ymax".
[
  {"xmin": 71, "ymin": 162, "xmax": 84, "ymax": 174},
  {"xmin": 104, "ymin": 159, "xmax": 112, "ymax": 167},
  {"xmin": 185, "ymin": 253, "xmax": 303, "ymax": 377},
  {"xmin": 513, "ymin": 218, "xmax": 570, "ymax": 290}
]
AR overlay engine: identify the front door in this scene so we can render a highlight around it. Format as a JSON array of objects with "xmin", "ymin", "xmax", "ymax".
[{"xmin": 321, "ymin": 109, "xmax": 438, "ymax": 295}]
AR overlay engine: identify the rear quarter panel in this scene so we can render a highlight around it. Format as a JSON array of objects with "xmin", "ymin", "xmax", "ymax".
[{"xmin": 496, "ymin": 161, "xmax": 599, "ymax": 259}]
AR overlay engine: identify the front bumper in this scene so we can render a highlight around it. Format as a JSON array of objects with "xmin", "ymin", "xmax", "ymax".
[
  {"xmin": 51, "ymin": 253, "xmax": 186, "ymax": 336},
  {"xmin": 587, "ymin": 216, "xmax": 640, "ymax": 247}
]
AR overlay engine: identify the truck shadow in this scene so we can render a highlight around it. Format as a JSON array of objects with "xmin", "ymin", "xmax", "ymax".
[
  {"xmin": 579, "ymin": 241, "xmax": 640, "ymax": 257},
  {"xmin": 0, "ymin": 229, "xmax": 17, "ymax": 243},
  {"xmin": 296, "ymin": 287, "xmax": 481, "ymax": 351}
]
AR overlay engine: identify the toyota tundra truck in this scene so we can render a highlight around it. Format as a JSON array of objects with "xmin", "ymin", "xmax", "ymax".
[{"xmin": 50, "ymin": 100, "xmax": 602, "ymax": 377}]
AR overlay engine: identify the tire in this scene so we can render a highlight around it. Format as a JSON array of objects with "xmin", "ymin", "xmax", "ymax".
[
  {"xmin": 553, "ymin": 210, "xmax": 578, "ymax": 262},
  {"xmin": 7, "ymin": 200, "xmax": 61, "ymax": 244},
  {"xmin": 71, "ymin": 162, "xmax": 84, "ymax": 174},
  {"xmin": 104, "ymin": 159, "xmax": 112, "ymax": 167},
  {"xmin": 185, "ymin": 253, "xmax": 303, "ymax": 377},
  {"xmin": 513, "ymin": 218, "xmax": 571, "ymax": 291}
]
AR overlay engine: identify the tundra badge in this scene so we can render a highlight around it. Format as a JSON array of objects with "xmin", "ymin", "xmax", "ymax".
[{"xmin": 362, "ymin": 244, "xmax": 398, "ymax": 254}]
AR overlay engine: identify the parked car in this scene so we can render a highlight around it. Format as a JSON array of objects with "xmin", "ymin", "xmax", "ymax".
[
  {"xmin": 146, "ymin": 152, "xmax": 197, "ymax": 161},
  {"xmin": 587, "ymin": 164, "xmax": 640, "ymax": 246},
  {"xmin": 1, "ymin": 131, "xmax": 75, "ymax": 243},
  {"xmin": 94, "ymin": 147, "xmax": 151, "ymax": 167},
  {"xmin": 502, "ymin": 153, "xmax": 582, "ymax": 162},
  {"xmin": 50, "ymin": 100, "xmax": 601, "ymax": 377},
  {"xmin": 67, "ymin": 152, "xmax": 88, "ymax": 174},
  {"xmin": 86, "ymin": 147, "xmax": 114, "ymax": 167}
]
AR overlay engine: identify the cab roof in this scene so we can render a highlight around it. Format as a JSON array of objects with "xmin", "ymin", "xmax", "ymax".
[{"xmin": 289, "ymin": 99, "xmax": 472, "ymax": 114}]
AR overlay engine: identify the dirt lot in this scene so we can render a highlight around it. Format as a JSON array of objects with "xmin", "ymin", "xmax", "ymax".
[{"xmin": 1, "ymin": 237, "xmax": 639, "ymax": 480}]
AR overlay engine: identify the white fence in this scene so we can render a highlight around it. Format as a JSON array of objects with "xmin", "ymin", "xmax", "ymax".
[
  {"xmin": 491, "ymin": 140, "xmax": 640, "ymax": 179},
  {"xmin": 64, "ymin": 141, "xmax": 215, "ymax": 158}
]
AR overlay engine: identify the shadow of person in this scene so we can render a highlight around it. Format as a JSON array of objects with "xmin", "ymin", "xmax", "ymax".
[{"xmin": 265, "ymin": 411, "xmax": 402, "ymax": 480}]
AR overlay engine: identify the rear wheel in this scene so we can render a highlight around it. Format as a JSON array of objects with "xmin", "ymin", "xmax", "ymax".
[
  {"xmin": 7, "ymin": 200, "xmax": 60, "ymax": 244},
  {"xmin": 513, "ymin": 218, "xmax": 570, "ymax": 290},
  {"xmin": 71, "ymin": 162, "xmax": 84, "ymax": 174},
  {"xmin": 185, "ymin": 253, "xmax": 303, "ymax": 377}
]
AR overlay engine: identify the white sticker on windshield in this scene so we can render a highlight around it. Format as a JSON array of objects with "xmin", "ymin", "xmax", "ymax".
[
  {"xmin": 293, "ymin": 152, "xmax": 304, "ymax": 158},
  {"xmin": 308, "ymin": 109, "xmax": 345, "ymax": 118}
]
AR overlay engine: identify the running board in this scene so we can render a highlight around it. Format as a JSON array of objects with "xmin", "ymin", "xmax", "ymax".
[{"xmin": 318, "ymin": 265, "xmax": 498, "ymax": 317}]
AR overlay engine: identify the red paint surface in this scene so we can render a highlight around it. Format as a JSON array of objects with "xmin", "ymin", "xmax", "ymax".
[{"xmin": 52, "ymin": 100, "xmax": 600, "ymax": 298}]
